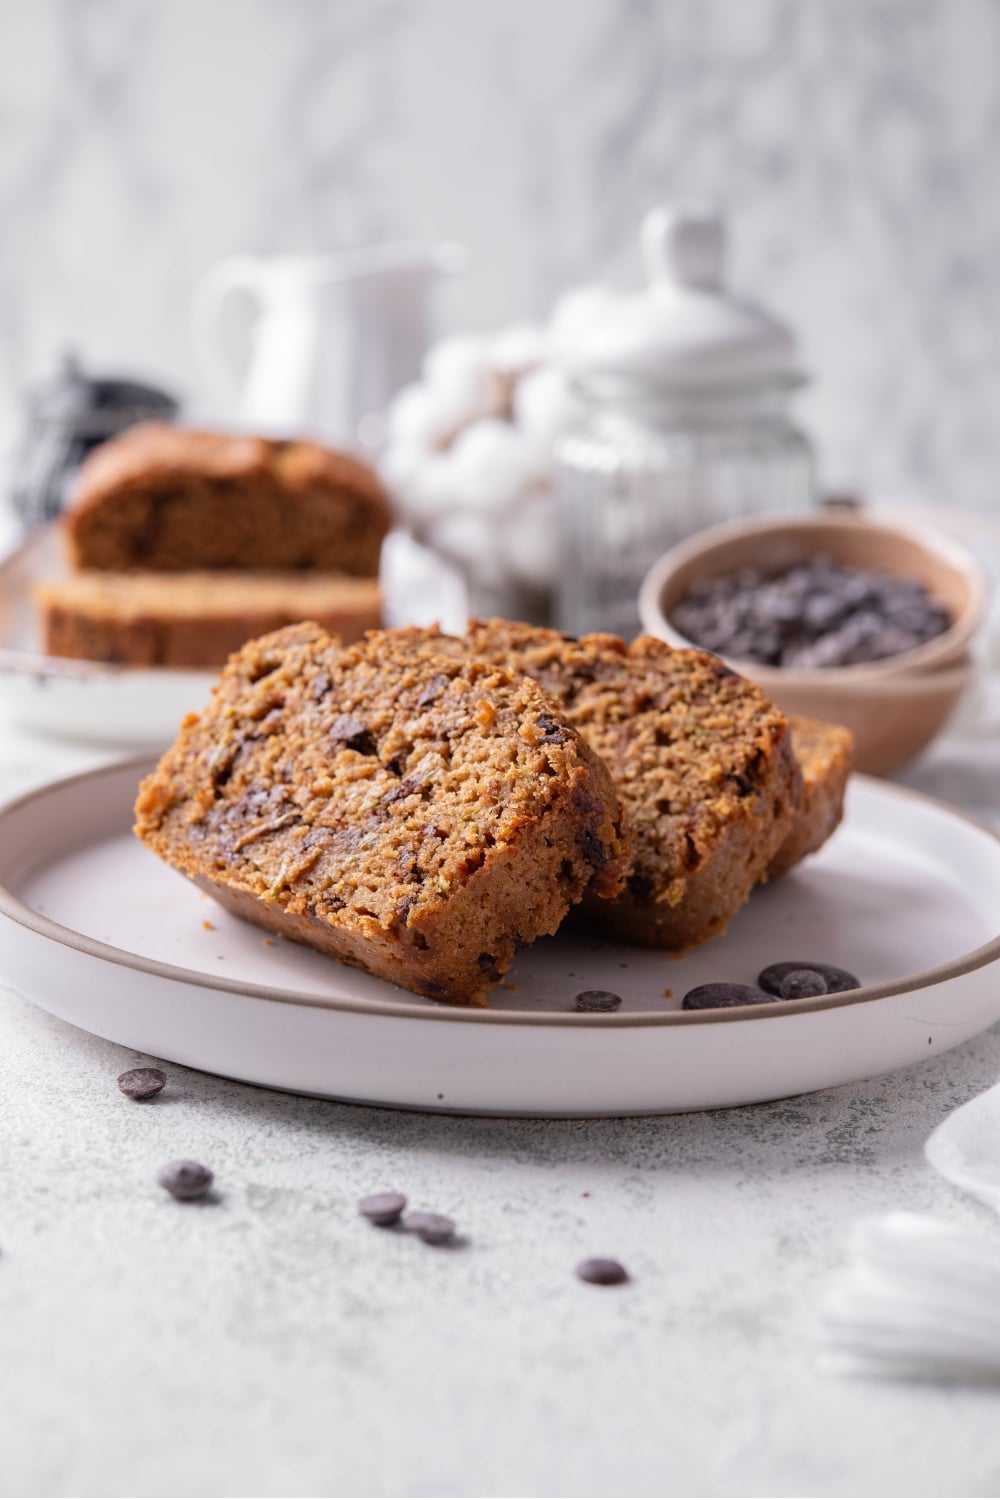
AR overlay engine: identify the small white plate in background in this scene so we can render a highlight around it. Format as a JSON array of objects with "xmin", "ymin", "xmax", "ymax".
[{"xmin": 0, "ymin": 526, "xmax": 214, "ymax": 746}]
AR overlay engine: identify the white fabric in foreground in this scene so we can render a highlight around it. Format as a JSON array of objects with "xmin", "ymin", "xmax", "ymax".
[
  {"xmin": 819, "ymin": 1211, "xmax": 1000, "ymax": 1382},
  {"xmin": 925, "ymin": 1077, "xmax": 1000, "ymax": 1214}
]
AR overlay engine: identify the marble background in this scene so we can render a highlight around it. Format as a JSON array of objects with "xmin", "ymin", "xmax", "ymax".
[{"xmin": 2, "ymin": 0, "xmax": 1000, "ymax": 510}]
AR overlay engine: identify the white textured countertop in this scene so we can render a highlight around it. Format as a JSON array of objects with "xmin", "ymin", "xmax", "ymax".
[{"xmin": 2, "ymin": 688, "xmax": 1000, "ymax": 1498}]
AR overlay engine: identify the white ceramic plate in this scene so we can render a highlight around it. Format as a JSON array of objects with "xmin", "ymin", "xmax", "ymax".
[
  {"xmin": 0, "ymin": 526, "xmax": 215, "ymax": 745},
  {"xmin": 2, "ymin": 760, "xmax": 999, "ymax": 1116}
]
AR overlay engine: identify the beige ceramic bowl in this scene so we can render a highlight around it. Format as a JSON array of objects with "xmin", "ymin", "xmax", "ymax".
[{"xmin": 638, "ymin": 511, "xmax": 987, "ymax": 775}]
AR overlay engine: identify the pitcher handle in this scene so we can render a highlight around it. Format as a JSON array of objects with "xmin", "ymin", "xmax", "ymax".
[{"xmin": 191, "ymin": 255, "xmax": 267, "ymax": 410}]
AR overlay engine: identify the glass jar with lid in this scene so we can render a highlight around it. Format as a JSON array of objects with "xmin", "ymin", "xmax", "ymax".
[{"xmin": 554, "ymin": 207, "xmax": 815, "ymax": 638}]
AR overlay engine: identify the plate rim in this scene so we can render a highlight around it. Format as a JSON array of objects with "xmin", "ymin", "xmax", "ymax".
[
  {"xmin": 1, "ymin": 755, "xmax": 999, "ymax": 1030},
  {"xmin": 0, "ymin": 643, "xmax": 214, "ymax": 686}
]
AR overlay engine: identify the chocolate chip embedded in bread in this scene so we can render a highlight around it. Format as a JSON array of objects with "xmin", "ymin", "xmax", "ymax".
[
  {"xmin": 477, "ymin": 952, "xmax": 502, "ymax": 981},
  {"xmin": 417, "ymin": 673, "xmax": 453, "ymax": 709},
  {"xmin": 327, "ymin": 714, "xmax": 377, "ymax": 754},
  {"xmin": 535, "ymin": 713, "xmax": 573, "ymax": 745}
]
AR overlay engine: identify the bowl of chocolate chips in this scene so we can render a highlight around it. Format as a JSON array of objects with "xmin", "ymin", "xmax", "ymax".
[{"xmin": 639, "ymin": 510, "xmax": 987, "ymax": 773}]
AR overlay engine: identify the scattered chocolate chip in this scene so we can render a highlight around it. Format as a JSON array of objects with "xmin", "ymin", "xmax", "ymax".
[
  {"xmin": 576, "ymin": 1257, "xmax": 628, "ymax": 1286},
  {"xmin": 404, "ymin": 1211, "xmax": 456, "ymax": 1244},
  {"xmin": 157, "ymin": 1159, "xmax": 213, "ymax": 1201},
  {"xmin": 574, "ymin": 990, "xmax": 623, "ymax": 1013},
  {"xmin": 758, "ymin": 962, "xmax": 860, "ymax": 997},
  {"xmin": 779, "ymin": 968, "xmax": 829, "ymax": 999},
  {"xmin": 682, "ymin": 982, "xmax": 775, "ymax": 1010},
  {"xmin": 358, "ymin": 1191, "xmax": 407, "ymax": 1226},
  {"xmin": 117, "ymin": 1067, "xmax": 166, "ymax": 1101}
]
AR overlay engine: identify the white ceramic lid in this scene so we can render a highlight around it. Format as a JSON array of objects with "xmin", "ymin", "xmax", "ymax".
[{"xmin": 568, "ymin": 206, "xmax": 802, "ymax": 388}]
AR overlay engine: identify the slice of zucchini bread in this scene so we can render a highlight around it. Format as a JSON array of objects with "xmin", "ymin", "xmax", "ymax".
[
  {"xmin": 134, "ymin": 622, "xmax": 630, "ymax": 1006},
  {"xmin": 462, "ymin": 619, "xmax": 802, "ymax": 950},
  {"xmin": 36, "ymin": 569, "xmax": 382, "ymax": 667},
  {"xmin": 767, "ymin": 716, "xmax": 854, "ymax": 879}
]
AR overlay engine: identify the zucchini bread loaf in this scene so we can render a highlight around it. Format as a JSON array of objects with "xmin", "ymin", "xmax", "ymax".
[
  {"xmin": 134, "ymin": 623, "xmax": 630, "ymax": 1006},
  {"xmin": 36, "ymin": 570, "xmax": 382, "ymax": 668},
  {"xmin": 66, "ymin": 424, "xmax": 391, "ymax": 575},
  {"xmin": 461, "ymin": 620, "xmax": 802, "ymax": 949}
]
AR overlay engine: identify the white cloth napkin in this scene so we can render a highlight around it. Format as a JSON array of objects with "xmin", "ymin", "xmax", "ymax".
[
  {"xmin": 818, "ymin": 1080, "xmax": 1000, "ymax": 1382},
  {"xmin": 925, "ymin": 1078, "xmax": 1000, "ymax": 1213}
]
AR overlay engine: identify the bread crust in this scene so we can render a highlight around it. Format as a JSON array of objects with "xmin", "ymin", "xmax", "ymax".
[{"xmin": 65, "ymin": 424, "xmax": 391, "ymax": 575}]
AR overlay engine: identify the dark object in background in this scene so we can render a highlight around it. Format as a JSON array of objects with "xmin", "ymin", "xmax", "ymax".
[{"xmin": 10, "ymin": 351, "xmax": 178, "ymax": 526}]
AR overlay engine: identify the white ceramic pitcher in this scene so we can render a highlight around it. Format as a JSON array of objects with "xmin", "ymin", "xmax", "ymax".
[{"xmin": 191, "ymin": 241, "xmax": 465, "ymax": 447}]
